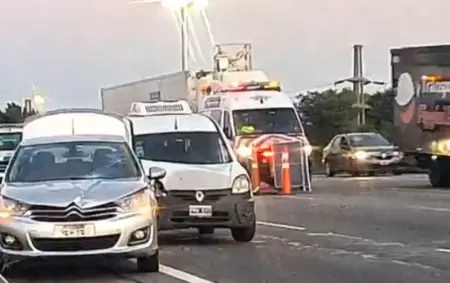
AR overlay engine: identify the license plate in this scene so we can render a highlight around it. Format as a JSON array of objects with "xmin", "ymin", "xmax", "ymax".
[
  {"xmin": 54, "ymin": 224, "xmax": 95, "ymax": 238},
  {"xmin": 380, "ymin": 161, "xmax": 389, "ymax": 165},
  {"xmin": 189, "ymin": 205, "xmax": 212, "ymax": 217}
]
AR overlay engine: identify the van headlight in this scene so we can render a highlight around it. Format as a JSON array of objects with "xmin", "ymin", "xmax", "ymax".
[
  {"xmin": 116, "ymin": 190, "xmax": 156, "ymax": 216},
  {"xmin": 0, "ymin": 197, "xmax": 29, "ymax": 218},
  {"xmin": 232, "ymin": 175, "xmax": 250, "ymax": 194}
]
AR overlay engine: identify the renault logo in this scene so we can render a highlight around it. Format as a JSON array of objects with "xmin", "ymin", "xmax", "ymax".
[{"xmin": 195, "ymin": 191, "xmax": 204, "ymax": 203}]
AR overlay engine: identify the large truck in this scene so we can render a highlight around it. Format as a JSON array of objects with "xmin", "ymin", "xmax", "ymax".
[
  {"xmin": 100, "ymin": 43, "xmax": 269, "ymax": 115},
  {"xmin": 391, "ymin": 45, "xmax": 450, "ymax": 187}
]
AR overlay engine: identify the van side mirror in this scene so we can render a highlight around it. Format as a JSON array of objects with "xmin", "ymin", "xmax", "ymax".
[{"xmin": 148, "ymin": 167, "xmax": 166, "ymax": 180}]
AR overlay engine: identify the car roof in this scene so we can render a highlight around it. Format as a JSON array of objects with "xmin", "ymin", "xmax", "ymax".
[
  {"xmin": 130, "ymin": 113, "xmax": 218, "ymax": 135},
  {"xmin": 20, "ymin": 134, "xmax": 126, "ymax": 146}
]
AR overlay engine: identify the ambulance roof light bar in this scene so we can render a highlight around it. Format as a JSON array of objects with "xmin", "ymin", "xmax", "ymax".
[
  {"xmin": 421, "ymin": 75, "xmax": 450, "ymax": 82},
  {"xmin": 220, "ymin": 80, "xmax": 281, "ymax": 92},
  {"xmin": 128, "ymin": 101, "xmax": 192, "ymax": 116}
]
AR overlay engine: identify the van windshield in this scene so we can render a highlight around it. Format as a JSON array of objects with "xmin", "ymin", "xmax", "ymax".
[
  {"xmin": 134, "ymin": 132, "xmax": 232, "ymax": 164},
  {"xmin": 233, "ymin": 108, "xmax": 302, "ymax": 135},
  {"xmin": 6, "ymin": 141, "xmax": 141, "ymax": 182}
]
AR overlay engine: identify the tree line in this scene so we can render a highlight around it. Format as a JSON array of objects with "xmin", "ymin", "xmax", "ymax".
[
  {"xmin": 0, "ymin": 102, "xmax": 36, "ymax": 123},
  {"xmin": 296, "ymin": 88, "xmax": 394, "ymax": 147}
]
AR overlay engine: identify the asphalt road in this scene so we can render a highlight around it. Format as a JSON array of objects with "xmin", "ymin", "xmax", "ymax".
[{"xmin": 5, "ymin": 173, "xmax": 450, "ymax": 283}]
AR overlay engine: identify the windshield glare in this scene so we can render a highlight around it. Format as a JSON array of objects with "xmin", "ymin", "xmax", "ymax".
[
  {"xmin": 349, "ymin": 134, "xmax": 391, "ymax": 147},
  {"xmin": 0, "ymin": 132, "xmax": 22, "ymax": 150},
  {"xmin": 233, "ymin": 108, "xmax": 302, "ymax": 135},
  {"xmin": 6, "ymin": 141, "xmax": 141, "ymax": 183},
  {"xmin": 134, "ymin": 132, "xmax": 232, "ymax": 164}
]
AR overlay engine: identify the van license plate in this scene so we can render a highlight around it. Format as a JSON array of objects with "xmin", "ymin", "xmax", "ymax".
[
  {"xmin": 54, "ymin": 224, "xmax": 95, "ymax": 238},
  {"xmin": 189, "ymin": 205, "xmax": 212, "ymax": 217}
]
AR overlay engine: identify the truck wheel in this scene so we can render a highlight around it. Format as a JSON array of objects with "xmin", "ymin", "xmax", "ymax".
[
  {"xmin": 231, "ymin": 219, "xmax": 256, "ymax": 242},
  {"xmin": 428, "ymin": 161, "xmax": 450, "ymax": 188},
  {"xmin": 137, "ymin": 250, "xmax": 159, "ymax": 273}
]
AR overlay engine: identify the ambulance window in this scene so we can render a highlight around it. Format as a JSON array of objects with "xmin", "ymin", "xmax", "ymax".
[
  {"xmin": 210, "ymin": 110, "xmax": 222, "ymax": 125},
  {"xmin": 223, "ymin": 111, "xmax": 232, "ymax": 138}
]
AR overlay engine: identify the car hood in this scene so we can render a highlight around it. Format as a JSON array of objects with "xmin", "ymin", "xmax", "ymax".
[
  {"xmin": 141, "ymin": 160, "xmax": 233, "ymax": 190},
  {"xmin": 354, "ymin": 146, "xmax": 395, "ymax": 152},
  {"xmin": 2, "ymin": 178, "xmax": 145, "ymax": 208}
]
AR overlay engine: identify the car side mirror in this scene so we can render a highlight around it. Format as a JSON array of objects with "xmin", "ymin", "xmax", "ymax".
[{"xmin": 148, "ymin": 167, "xmax": 166, "ymax": 180}]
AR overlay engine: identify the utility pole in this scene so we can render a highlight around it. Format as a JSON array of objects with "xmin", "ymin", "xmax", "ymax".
[
  {"xmin": 180, "ymin": 6, "xmax": 188, "ymax": 71},
  {"xmin": 334, "ymin": 44, "xmax": 384, "ymax": 126}
]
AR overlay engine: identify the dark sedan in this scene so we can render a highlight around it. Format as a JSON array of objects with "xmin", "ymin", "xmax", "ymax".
[{"xmin": 322, "ymin": 132, "xmax": 403, "ymax": 176}]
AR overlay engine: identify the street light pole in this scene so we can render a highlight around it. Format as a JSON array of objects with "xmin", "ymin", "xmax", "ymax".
[{"xmin": 180, "ymin": 5, "xmax": 188, "ymax": 71}]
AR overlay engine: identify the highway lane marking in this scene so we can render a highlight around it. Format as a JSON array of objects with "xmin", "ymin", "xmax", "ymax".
[
  {"xmin": 407, "ymin": 205, "xmax": 450, "ymax": 212},
  {"xmin": 160, "ymin": 264, "xmax": 214, "ymax": 283},
  {"xmin": 256, "ymin": 221, "xmax": 306, "ymax": 231},
  {"xmin": 0, "ymin": 273, "xmax": 8, "ymax": 283},
  {"xmin": 435, "ymin": 248, "xmax": 450, "ymax": 253}
]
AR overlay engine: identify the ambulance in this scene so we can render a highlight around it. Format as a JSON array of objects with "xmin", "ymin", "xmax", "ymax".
[
  {"xmin": 127, "ymin": 99, "xmax": 256, "ymax": 242},
  {"xmin": 198, "ymin": 80, "xmax": 312, "ymax": 192}
]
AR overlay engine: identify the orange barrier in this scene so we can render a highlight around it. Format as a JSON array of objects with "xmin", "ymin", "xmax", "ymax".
[
  {"xmin": 251, "ymin": 147, "xmax": 260, "ymax": 191},
  {"xmin": 280, "ymin": 146, "xmax": 292, "ymax": 195}
]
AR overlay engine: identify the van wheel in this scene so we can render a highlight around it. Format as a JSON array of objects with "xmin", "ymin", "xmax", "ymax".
[
  {"xmin": 231, "ymin": 221, "xmax": 256, "ymax": 242},
  {"xmin": 137, "ymin": 250, "xmax": 159, "ymax": 273}
]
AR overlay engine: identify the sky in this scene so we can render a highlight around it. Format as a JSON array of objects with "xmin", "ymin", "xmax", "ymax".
[{"xmin": 1, "ymin": 0, "xmax": 450, "ymax": 109}]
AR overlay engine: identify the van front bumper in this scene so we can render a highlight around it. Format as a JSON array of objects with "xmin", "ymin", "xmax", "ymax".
[{"xmin": 157, "ymin": 189, "xmax": 255, "ymax": 230}]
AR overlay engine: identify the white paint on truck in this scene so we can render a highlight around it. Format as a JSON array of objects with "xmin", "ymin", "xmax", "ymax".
[{"xmin": 100, "ymin": 71, "xmax": 190, "ymax": 116}]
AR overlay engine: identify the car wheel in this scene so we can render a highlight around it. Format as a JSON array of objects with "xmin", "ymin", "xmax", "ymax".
[
  {"xmin": 325, "ymin": 162, "xmax": 335, "ymax": 177},
  {"xmin": 231, "ymin": 220, "xmax": 256, "ymax": 242},
  {"xmin": 137, "ymin": 250, "xmax": 159, "ymax": 273},
  {"xmin": 198, "ymin": 227, "xmax": 215, "ymax": 235}
]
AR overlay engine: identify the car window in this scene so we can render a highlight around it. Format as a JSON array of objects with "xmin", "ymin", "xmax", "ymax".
[
  {"xmin": 0, "ymin": 132, "xmax": 22, "ymax": 150},
  {"xmin": 340, "ymin": 136, "xmax": 350, "ymax": 148},
  {"xmin": 6, "ymin": 141, "xmax": 141, "ymax": 183},
  {"xmin": 210, "ymin": 109, "xmax": 222, "ymax": 125},
  {"xmin": 223, "ymin": 111, "xmax": 232, "ymax": 138}
]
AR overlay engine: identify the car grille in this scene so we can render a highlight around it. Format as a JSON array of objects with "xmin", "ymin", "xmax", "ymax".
[
  {"xmin": 31, "ymin": 235, "xmax": 120, "ymax": 251},
  {"xmin": 169, "ymin": 189, "xmax": 230, "ymax": 202},
  {"xmin": 370, "ymin": 152, "xmax": 394, "ymax": 160},
  {"xmin": 171, "ymin": 211, "xmax": 230, "ymax": 223},
  {"xmin": 29, "ymin": 203, "xmax": 119, "ymax": 222}
]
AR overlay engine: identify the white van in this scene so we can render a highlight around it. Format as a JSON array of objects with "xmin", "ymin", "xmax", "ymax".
[{"xmin": 128, "ymin": 101, "xmax": 256, "ymax": 242}]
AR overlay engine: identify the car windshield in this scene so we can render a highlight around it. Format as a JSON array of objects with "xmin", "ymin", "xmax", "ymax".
[
  {"xmin": 6, "ymin": 141, "xmax": 141, "ymax": 183},
  {"xmin": 232, "ymin": 108, "xmax": 302, "ymax": 135},
  {"xmin": 134, "ymin": 132, "xmax": 232, "ymax": 164},
  {"xmin": 0, "ymin": 132, "xmax": 22, "ymax": 150},
  {"xmin": 348, "ymin": 134, "xmax": 391, "ymax": 147}
]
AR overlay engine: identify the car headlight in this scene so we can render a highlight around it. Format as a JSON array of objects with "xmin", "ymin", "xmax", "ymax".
[
  {"xmin": 303, "ymin": 144, "xmax": 312, "ymax": 156},
  {"xmin": 0, "ymin": 197, "xmax": 29, "ymax": 218},
  {"xmin": 393, "ymin": 151, "xmax": 403, "ymax": 158},
  {"xmin": 116, "ymin": 190, "xmax": 156, "ymax": 216},
  {"xmin": 236, "ymin": 146, "xmax": 252, "ymax": 158},
  {"xmin": 353, "ymin": 151, "xmax": 368, "ymax": 160},
  {"xmin": 232, "ymin": 175, "xmax": 250, "ymax": 194}
]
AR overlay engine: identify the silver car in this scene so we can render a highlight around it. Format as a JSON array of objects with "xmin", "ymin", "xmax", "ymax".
[{"xmin": 0, "ymin": 134, "xmax": 165, "ymax": 272}]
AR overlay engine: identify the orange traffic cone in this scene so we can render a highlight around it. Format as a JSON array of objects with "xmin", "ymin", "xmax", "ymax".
[
  {"xmin": 251, "ymin": 147, "xmax": 260, "ymax": 192},
  {"xmin": 280, "ymin": 147, "xmax": 292, "ymax": 195}
]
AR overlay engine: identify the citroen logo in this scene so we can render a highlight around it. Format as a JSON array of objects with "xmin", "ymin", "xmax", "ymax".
[{"xmin": 195, "ymin": 191, "xmax": 204, "ymax": 203}]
